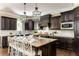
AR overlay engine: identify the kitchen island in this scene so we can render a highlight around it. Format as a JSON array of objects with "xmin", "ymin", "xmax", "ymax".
[
  {"xmin": 33, "ymin": 34, "xmax": 74, "ymax": 51},
  {"xmin": 8, "ymin": 36, "xmax": 57, "ymax": 56}
]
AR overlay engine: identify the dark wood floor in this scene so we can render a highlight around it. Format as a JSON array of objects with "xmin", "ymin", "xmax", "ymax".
[
  {"xmin": 56, "ymin": 49, "xmax": 76, "ymax": 56},
  {"xmin": 0, "ymin": 48, "xmax": 76, "ymax": 56}
]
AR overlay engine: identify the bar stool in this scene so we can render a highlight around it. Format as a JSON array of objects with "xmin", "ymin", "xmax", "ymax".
[{"xmin": 8, "ymin": 36, "xmax": 13, "ymax": 56}]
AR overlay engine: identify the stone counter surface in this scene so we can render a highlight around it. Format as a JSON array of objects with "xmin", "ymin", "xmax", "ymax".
[
  {"xmin": 30, "ymin": 37, "xmax": 57, "ymax": 48},
  {"xmin": 8, "ymin": 36, "xmax": 57, "ymax": 56},
  {"xmin": 33, "ymin": 34, "xmax": 74, "ymax": 39},
  {"xmin": 8, "ymin": 36, "xmax": 57, "ymax": 48}
]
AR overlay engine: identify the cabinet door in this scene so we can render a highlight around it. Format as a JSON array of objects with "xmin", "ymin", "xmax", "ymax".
[
  {"xmin": 1, "ymin": 17, "xmax": 5, "ymax": 30},
  {"xmin": 68, "ymin": 11, "xmax": 74, "ymax": 21},
  {"xmin": 40, "ymin": 14, "xmax": 49, "ymax": 23},
  {"xmin": 64, "ymin": 13, "xmax": 69, "ymax": 21},
  {"xmin": 73, "ymin": 38, "xmax": 79, "ymax": 55},
  {"xmin": 2, "ymin": 36, "xmax": 8, "ymax": 48},
  {"xmin": 25, "ymin": 21, "xmax": 29, "ymax": 30},
  {"xmin": 57, "ymin": 38, "xmax": 73, "ymax": 50},
  {"xmin": 74, "ymin": 7, "xmax": 79, "ymax": 17},
  {"xmin": 74, "ymin": 17, "xmax": 79, "ymax": 37},
  {"xmin": 39, "ymin": 14, "xmax": 51, "ymax": 27},
  {"xmin": 1, "ymin": 16, "xmax": 17, "ymax": 30},
  {"xmin": 66, "ymin": 39, "xmax": 74, "ymax": 50},
  {"xmin": 42, "ymin": 42, "xmax": 56, "ymax": 56},
  {"xmin": 1, "ymin": 17, "xmax": 10, "ymax": 30},
  {"xmin": 50, "ymin": 16, "xmax": 60, "ymax": 29},
  {"xmin": 10, "ymin": 19, "xmax": 17, "ymax": 30},
  {"xmin": 25, "ymin": 20, "xmax": 34, "ymax": 30},
  {"xmin": 61, "ymin": 10, "xmax": 74, "ymax": 22},
  {"xmin": 28, "ymin": 20, "xmax": 34, "ymax": 30},
  {"xmin": 61, "ymin": 12, "xmax": 69, "ymax": 22},
  {"xmin": 6, "ymin": 18, "xmax": 10, "ymax": 30},
  {"xmin": 58, "ymin": 38, "xmax": 66, "ymax": 49},
  {"xmin": 74, "ymin": 16, "xmax": 79, "ymax": 55}
]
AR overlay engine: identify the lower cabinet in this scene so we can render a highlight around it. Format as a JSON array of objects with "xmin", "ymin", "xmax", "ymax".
[
  {"xmin": 41, "ymin": 42, "xmax": 56, "ymax": 56},
  {"xmin": 39, "ymin": 36, "xmax": 74, "ymax": 51},
  {"xmin": 56, "ymin": 37, "xmax": 74, "ymax": 51},
  {"xmin": 2, "ymin": 36, "xmax": 8, "ymax": 48}
]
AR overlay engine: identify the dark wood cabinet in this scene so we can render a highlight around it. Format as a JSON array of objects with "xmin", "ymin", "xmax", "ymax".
[
  {"xmin": 72, "ymin": 7, "xmax": 79, "ymax": 55},
  {"xmin": 25, "ymin": 21, "xmax": 29, "ymax": 30},
  {"xmin": 33, "ymin": 41, "xmax": 56, "ymax": 56},
  {"xmin": 1, "ymin": 17, "xmax": 5, "ymax": 30},
  {"xmin": 2, "ymin": 36, "xmax": 8, "ymax": 48},
  {"xmin": 1, "ymin": 17, "xmax": 10, "ymax": 30},
  {"xmin": 10, "ymin": 18, "xmax": 17, "ymax": 30},
  {"xmin": 74, "ymin": 6, "xmax": 79, "ymax": 17},
  {"xmin": 74, "ymin": 17, "xmax": 79, "ymax": 55},
  {"xmin": 39, "ymin": 14, "xmax": 51, "ymax": 29},
  {"xmin": 39, "ymin": 14, "xmax": 60, "ymax": 30},
  {"xmin": 74, "ymin": 7, "xmax": 79, "ymax": 37},
  {"xmin": 56, "ymin": 37, "xmax": 74, "ymax": 51},
  {"xmin": 74, "ymin": 17, "xmax": 79, "ymax": 37},
  {"xmin": 68, "ymin": 11, "xmax": 74, "ymax": 21},
  {"xmin": 38, "ymin": 35, "xmax": 74, "ymax": 51},
  {"xmin": 50, "ymin": 16, "xmax": 60, "ymax": 30},
  {"xmin": 42, "ymin": 42, "xmax": 56, "ymax": 56},
  {"xmin": 1, "ymin": 16, "xmax": 17, "ymax": 30},
  {"xmin": 61, "ymin": 10, "xmax": 74, "ymax": 22},
  {"xmin": 25, "ymin": 19, "xmax": 34, "ymax": 30}
]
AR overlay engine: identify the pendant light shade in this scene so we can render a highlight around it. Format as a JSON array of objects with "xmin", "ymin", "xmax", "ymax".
[
  {"xmin": 32, "ymin": 4, "xmax": 41, "ymax": 21},
  {"xmin": 20, "ymin": 3, "xmax": 27, "ymax": 21}
]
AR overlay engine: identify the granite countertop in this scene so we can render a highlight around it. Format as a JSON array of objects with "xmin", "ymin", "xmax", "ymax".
[
  {"xmin": 8, "ymin": 36, "xmax": 57, "ymax": 48},
  {"xmin": 33, "ymin": 34, "xmax": 74, "ymax": 39},
  {"xmin": 30, "ymin": 37, "xmax": 57, "ymax": 48}
]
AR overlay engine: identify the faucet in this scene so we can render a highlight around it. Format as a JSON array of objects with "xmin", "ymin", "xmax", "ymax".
[{"xmin": 51, "ymin": 31, "xmax": 57, "ymax": 38}]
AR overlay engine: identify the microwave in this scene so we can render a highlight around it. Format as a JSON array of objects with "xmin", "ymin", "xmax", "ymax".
[{"xmin": 61, "ymin": 22, "xmax": 74, "ymax": 29}]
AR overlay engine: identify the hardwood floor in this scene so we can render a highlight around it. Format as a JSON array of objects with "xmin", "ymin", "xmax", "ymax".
[
  {"xmin": 0, "ymin": 48, "xmax": 8, "ymax": 56},
  {"xmin": 56, "ymin": 49, "xmax": 76, "ymax": 56},
  {"xmin": 0, "ymin": 48, "xmax": 76, "ymax": 56}
]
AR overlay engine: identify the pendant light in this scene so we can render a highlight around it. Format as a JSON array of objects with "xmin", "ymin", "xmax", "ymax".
[
  {"xmin": 20, "ymin": 3, "xmax": 27, "ymax": 21},
  {"xmin": 32, "ymin": 3, "xmax": 41, "ymax": 21}
]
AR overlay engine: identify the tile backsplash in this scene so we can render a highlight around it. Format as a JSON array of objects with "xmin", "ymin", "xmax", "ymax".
[
  {"xmin": 0, "ymin": 30, "xmax": 34, "ymax": 36},
  {"xmin": 0, "ymin": 30, "xmax": 74, "ymax": 38},
  {"xmin": 37, "ymin": 30, "xmax": 74, "ymax": 38}
]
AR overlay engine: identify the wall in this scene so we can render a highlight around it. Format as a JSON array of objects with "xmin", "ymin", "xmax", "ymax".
[
  {"xmin": 0, "ymin": 7, "xmax": 74, "ymax": 37},
  {"xmin": 37, "ymin": 30, "xmax": 74, "ymax": 38},
  {"xmin": 0, "ymin": 8, "xmax": 26, "ymax": 36},
  {"xmin": 34, "ymin": 21, "xmax": 39, "ymax": 30},
  {"xmin": 0, "ymin": 9, "xmax": 38, "ymax": 36}
]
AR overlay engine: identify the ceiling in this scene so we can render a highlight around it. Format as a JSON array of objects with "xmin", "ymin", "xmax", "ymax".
[{"xmin": 0, "ymin": 3, "xmax": 78, "ymax": 16}]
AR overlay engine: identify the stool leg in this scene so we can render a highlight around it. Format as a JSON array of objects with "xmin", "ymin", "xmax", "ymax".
[{"xmin": 8, "ymin": 46, "xmax": 11, "ymax": 56}]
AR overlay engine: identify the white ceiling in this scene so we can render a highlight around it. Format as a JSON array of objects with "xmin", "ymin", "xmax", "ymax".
[{"xmin": 0, "ymin": 3, "xmax": 78, "ymax": 16}]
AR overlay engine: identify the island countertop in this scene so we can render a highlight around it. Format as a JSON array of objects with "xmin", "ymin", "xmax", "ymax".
[
  {"xmin": 30, "ymin": 37, "xmax": 57, "ymax": 48},
  {"xmin": 33, "ymin": 34, "xmax": 74, "ymax": 39},
  {"xmin": 8, "ymin": 36, "xmax": 57, "ymax": 48},
  {"xmin": 8, "ymin": 36, "xmax": 57, "ymax": 56}
]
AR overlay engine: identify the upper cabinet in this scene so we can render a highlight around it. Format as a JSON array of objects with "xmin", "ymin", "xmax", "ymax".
[
  {"xmin": 39, "ymin": 14, "xmax": 61, "ymax": 30},
  {"xmin": 74, "ymin": 6, "xmax": 79, "ymax": 18},
  {"xmin": 0, "ymin": 16, "xmax": 17, "ymax": 30},
  {"xmin": 61, "ymin": 10, "xmax": 74, "ymax": 22},
  {"xmin": 39, "ymin": 14, "xmax": 51, "ymax": 29},
  {"xmin": 74, "ymin": 7, "xmax": 79, "ymax": 37},
  {"xmin": 50, "ymin": 16, "xmax": 60, "ymax": 30},
  {"xmin": 25, "ymin": 19, "xmax": 34, "ymax": 30}
]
